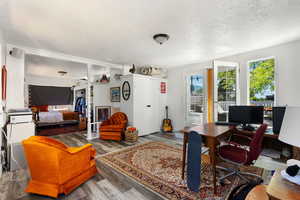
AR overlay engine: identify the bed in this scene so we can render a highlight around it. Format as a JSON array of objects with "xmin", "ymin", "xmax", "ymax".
[{"xmin": 31, "ymin": 106, "xmax": 82, "ymax": 136}]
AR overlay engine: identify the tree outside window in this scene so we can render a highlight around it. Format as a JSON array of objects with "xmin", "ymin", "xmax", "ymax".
[
  {"xmin": 249, "ymin": 58, "xmax": 275, "ymax": 104},
  {"xmin": 217, "ymin": 68, "xmax": 237, "ymax": 102}
]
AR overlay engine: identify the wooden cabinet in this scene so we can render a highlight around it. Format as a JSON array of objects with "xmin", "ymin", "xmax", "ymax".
[{"xmin": 120, "ymin": 74, "xmax": 167, "ymax": 136}]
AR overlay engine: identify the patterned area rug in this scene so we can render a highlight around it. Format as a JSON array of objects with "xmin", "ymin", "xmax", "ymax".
[{"xmin": 99, "ymin": 141, "xmax": 268, "ymax": 200}]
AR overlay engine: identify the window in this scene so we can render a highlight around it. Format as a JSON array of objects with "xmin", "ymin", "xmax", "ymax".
[
  {"xmin": 189, "ymin": 75, "xmax": 204, "ymax": 113},
  {"xmin": 216, "ymin": 66, "xmax": 238, "ymax": 121},
  {"xmin": 186, "ymin": 73, "xmax": 205, "ymax": 125},
  {"xmin": 248, "ymin": 58, "xmax": 275, "ymax": 106},
  {"xmin": 48, "ymin": 105, "xmax": 73, "ymax": 111},
  {"xmin": 248, "ymin": 58, "xmax": 275, "ymax": 125}
]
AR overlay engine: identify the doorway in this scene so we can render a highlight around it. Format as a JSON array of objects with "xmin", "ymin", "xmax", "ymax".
[{"xmin": 213, "ymin": 61, "xmax": 240, "ymax": 122}]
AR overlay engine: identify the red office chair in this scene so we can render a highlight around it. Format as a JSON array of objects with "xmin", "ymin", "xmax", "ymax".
[{"xmin": 217, "ymin": 124, "xmax": 268, "ymax": 184}]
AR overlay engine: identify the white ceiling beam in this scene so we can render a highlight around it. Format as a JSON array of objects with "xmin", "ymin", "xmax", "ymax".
[{"xmin": 7, "ymin": 43, "xmax": 122, "ymax": 69}]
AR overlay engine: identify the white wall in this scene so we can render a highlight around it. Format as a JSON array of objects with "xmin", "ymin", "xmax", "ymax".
[
  {"xmin": 0, "ymin": 31, "xmax": 5, "ymax": 68},
  {"xmin": 168, "ymin": 39, "xmax": 300, "ymax": 131},
  {"xmin": 25, "ymin": 74, "xmax": 76, "ymax": 87},
  {"xmin": 0, "ymin": 29, "xmax": 3, "ymax": 176},
  {"xmin": 92, "ymin": 73, "xmax": 122, "ymax": 119},
  {"xmin": 0, "ymin": 30, "xmax": 7, "ymax": 109},
  {"xmin": 6, "ymin": 45, "xmax": 25, "ymax": 109}
]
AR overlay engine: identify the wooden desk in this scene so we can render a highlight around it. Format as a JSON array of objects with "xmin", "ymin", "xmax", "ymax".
[
  {"xmin": 232, "ymin": 128, "xmax": 278, "ymax": 139},
  {"xmin": 267, "ymin": 169, "xmax": 300, "ymax": 200},
  {"xmin": 181, "ymin": 123, "xmax": 232, "ymax": 193}
]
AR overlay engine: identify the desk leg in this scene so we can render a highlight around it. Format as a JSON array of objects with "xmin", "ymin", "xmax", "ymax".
[
  {"xmin": 207, "ymin": 137, "xmax": 217, "ymax": 194},
  {"xmin": 182, "ymin": 133, "xmax": 188, "ymax": 179}
]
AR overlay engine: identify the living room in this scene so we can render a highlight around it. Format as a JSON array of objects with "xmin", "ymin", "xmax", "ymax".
[{"xmin": 1, "ymin": 1, "xmax": 300, "ymax": 200}]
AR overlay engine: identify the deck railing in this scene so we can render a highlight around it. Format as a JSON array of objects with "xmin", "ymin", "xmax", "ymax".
[{"xmin": 218, "ymin": 100, "xmax": 274, "ymax": 111}]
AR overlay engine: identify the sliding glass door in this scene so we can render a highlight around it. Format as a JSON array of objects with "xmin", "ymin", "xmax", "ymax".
[{"xmin": 213, "ymin": 61, "xmax": 240, "ymax": 122}]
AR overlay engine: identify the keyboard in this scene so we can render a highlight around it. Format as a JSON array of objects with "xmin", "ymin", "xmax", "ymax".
[{"xmin": 215, "ymin": 121, "xmax": 239, "ymax": 126}]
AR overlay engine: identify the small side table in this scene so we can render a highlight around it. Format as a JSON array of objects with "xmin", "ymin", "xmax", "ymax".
[
  {"xmin": 267, "ymin": 169, "xmax": 300, "ymax": 200},
  {"xmin": 79, "ymin": 117, "xmax": 87, "ymax": 131}
]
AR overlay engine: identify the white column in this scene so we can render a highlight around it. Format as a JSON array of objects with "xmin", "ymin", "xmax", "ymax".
[{"xmin": 86, "ymin": 64, "xmax": 93, "ymax": 140}]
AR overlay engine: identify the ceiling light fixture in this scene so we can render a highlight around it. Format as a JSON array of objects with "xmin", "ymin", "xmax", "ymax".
[
  {"xmin": 153, "ymin": 33, "xmax": 170, "ymax": 45},
  {"xmin": 58, "ymin": 71, "xmax": 67, "ymax": 76}
]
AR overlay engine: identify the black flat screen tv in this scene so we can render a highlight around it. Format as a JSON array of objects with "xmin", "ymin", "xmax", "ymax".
[{"xmin": 229, "ymin": 105, "xmax": 264, "ymax": 126}]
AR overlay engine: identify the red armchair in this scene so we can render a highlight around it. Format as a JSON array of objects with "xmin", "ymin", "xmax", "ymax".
[
  {"xmin": 217, "ymin": 124, "xmax": 268, "ymax": 184},
  {"xmin": 99, "ymin": 112, "xmax": 128, "ymax": 141}
]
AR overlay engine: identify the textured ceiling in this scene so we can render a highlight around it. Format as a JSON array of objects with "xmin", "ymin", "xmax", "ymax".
[{"xmin": 1, "ymin": 0, "xmax": 300, "ymax": 67}]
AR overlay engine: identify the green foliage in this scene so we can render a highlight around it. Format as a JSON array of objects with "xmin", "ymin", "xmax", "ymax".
[
  {"xmin": 215, "ymin": 59, "xmax": 274, "ymax": 102},
  {"xmin": 217, "ymin": 69, "xmax": 236, "ymax": 101},
  {"xmin": 249, "ymin": 59, "xmax": 275, "ymax": 101},
  {"xmin": 191, "ymin": 87, "xmax": 203, "ymax": 96}
]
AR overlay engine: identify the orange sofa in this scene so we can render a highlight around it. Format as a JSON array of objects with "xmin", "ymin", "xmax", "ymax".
[
  {"xmin": 99, "ymin": 112, "xmax": 128, "ymax": 141},
  {"xmin": 22, "ymin": 136, "xmax": 97, "ymax": 198}
]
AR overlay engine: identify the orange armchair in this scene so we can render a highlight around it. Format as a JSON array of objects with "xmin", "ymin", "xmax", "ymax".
[
  {"xmin": 22, "ymin": 136, "xmax": 97, "ymax": 198},
  {"xmin": 99, "ymin": 112, "xmax": 128, "ymax": 141}
]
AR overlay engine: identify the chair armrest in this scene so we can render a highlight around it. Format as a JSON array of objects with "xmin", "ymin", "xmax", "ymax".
[
  {"xmin": 67, "ymin": 144, "xmax": 93, "ymax": 154},
  {"xmin": 59, "ymin": 144, "xmax": 96, "ymax": 183}
]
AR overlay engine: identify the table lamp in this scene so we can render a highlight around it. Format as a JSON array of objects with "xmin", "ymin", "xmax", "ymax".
[{"xmin": 279, "ymin": 106, "xmax": 300, "ymax": 184}]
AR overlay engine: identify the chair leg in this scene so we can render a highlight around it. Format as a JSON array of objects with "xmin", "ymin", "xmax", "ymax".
[
  {"xmin": 218, "ymin": 168, "xmax": 263, "ymax": 184},
  {"xmin": 217, "ymin": 157, "xmax": 263, "ymax": 184},
  {"xmin": 217, "ymin": 165, "xmax": 231, "ymax": 172},
  {"xmin": 237, "ymin": 172, "xmax": 249, "ymax": 182},
  {"xmin": 219, "ymin": 171, "xmax": 236, "ymax": 182},
  {"xmin": 240, "ymin": 171, "xmax": 263, "ymax": 183}
]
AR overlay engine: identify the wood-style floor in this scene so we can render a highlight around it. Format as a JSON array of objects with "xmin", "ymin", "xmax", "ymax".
[{"xmin": 0, "ymin": 132, "xmax": 285, "ymax": 200}]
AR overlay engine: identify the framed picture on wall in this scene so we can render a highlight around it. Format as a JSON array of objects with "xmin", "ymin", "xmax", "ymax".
[
  {"xmin": 95, "ymin": 106, "xmax": 111, "ymax": 122},
  {"xmin": 110, "ymin": 87, "xmax": 120, "ymax": 102}
]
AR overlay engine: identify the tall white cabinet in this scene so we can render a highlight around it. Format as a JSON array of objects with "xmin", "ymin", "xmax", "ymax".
[{"xmin": 120, "ymin": 74, "xmax": 167, "ymax": 136}]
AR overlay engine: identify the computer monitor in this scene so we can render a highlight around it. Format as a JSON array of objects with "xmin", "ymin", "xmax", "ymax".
[
  {"xmin": 229, "ymin": 106, "xmax": 264, "ymax": 126},
  {"xmin": 272, "ymin": 106, "xmax": 286, "ymax": 134}
]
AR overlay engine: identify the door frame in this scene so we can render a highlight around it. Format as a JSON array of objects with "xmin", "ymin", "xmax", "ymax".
[{"xmin": 213, "ymin": 60, "xmax": 240, "ymax": 122}]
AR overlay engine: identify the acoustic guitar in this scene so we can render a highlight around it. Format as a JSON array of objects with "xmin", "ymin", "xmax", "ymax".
[{"xmin": 162, "ymin": 106, "xmax": 173, "ymax": 132}]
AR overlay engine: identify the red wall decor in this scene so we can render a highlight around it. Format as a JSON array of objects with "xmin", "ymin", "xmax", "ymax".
[{"xmin": 160, "ymin": 82, "xmax": 166, "ymax": 93}]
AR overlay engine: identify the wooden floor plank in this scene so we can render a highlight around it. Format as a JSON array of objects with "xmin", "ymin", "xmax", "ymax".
[
  {"xmin": 85, "ymin": 180, "xmax": 110, "ymax": 200},
  {"xmin": 96, "ymin": 179, "xmax": 123, "ymax": 200},
  {"xmin": 122, "ymin": 188, "xmax": 148, "ymax": 200},
  {"xmin": 0, "ymin": 131, "xmax": 284, "ymax": 200}
]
